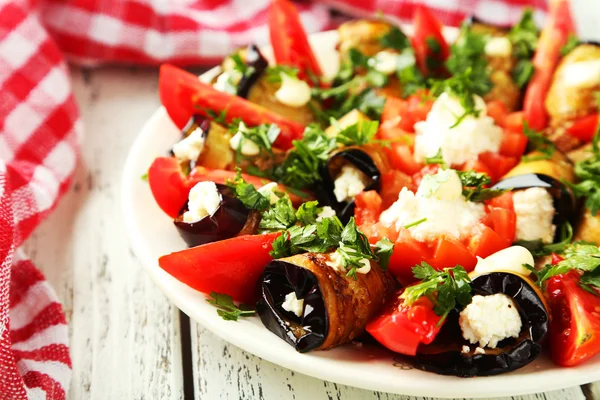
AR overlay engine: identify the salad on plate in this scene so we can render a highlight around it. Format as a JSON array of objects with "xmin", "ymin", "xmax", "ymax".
[{"xmin": 144, "ymin": 0, "xmax": 600, "ymax": 377}]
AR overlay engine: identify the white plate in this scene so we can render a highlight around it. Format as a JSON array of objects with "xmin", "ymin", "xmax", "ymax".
[{"xmin": 122, "ymin": 29, "xmax": 600, "ymax": 398}]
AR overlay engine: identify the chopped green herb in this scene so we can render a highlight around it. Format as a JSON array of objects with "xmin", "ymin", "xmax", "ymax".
[
  {"xmin": 373, "ymin": 238, "xmax": 394, "ymax": 270},
  {"xmin": 404, "ymin": 263, "xmax": 472, "ymax": 324},
  {"xmin": 228, "ymin": 120, "xmax": 280, "ymax": 159},
  {"xmin": 295, "ymin": 201, "xmax": 321, "ymax": 225},
  {"xmin": 226, "ymin": 168, "xmax": 270, "ymax": 210},
  {"xmin": 259, "ymin": 196, "xmax": 296, "ymax": 232},
  {"xmin": 265, "ymin": 65, "xmax": 299, "ymax": 83},
  {"xmin": 197, "ymin": 108, "xmax": 228, "ymax": 125},
  {"xmin": 403, "ymin": 218, "xmax": 427, "ymax": 229},
  {"xmin": 561, "ymin": 35, "xmax": 580, "ymax": 57},
  {"xmin": 512, "ymin": 59, "xmax": 535, "ymax": 88},
  {"xmin": 140, "ymin": 172, "xmax": 148, "ymax": 181},
  {"xmin": 230, "ymin": 53, "xmax": 256, "ymax": 79},
  {"xmin": 207, "ymin": 292, "xmax": 256, "ymax": 321},
  {"xmin": 522, "ymin": 122, "xmax": 556, "ymax": 161},
  {"xmin": 379, "ymin": 26, "xmax": 410, "ymax": 51},
  {"xmin": 508, "ymin": 9, "xmax": 539, "ymax": 60},
  {"xmin": 424, "ymin": 149, "xmax": 446, "ymax": 167},
  {"xmin": 334, "ymin": 119, "xmax": 380, "ymax": 147},
  {"xmin": 457, "ymin": 170, "xmax": 507, "ymax": 202}
]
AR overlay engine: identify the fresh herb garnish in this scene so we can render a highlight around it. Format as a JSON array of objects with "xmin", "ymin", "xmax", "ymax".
[
  {"xmin": 522, "ymin": 122, "xmax": 556, "ymax": 161},
  {"xmin": 561, "ymin": 35, "xmax": 581, "ymax": 57},
  {"xmin": 404, "ymin": 263, "xmax": 472, "ymax": 324},
  {"xmin": 207, "ymin": 292, "xmax": 256, "ymax": 321},
  {"xmin": 259, "ymin": 196, "xmax": 297, "ymax": 232},
  {"xmin": 403, "ymin": 218, "xmax": 427, "ymax": 229},
  {"xmin": 425, "ymin": 36, "xmax": 443, "ymax": 71},
  {"xmin": 226, "ymin": 168, "xmax": 270, "ymax": 210},
  {"xmin": 229, "ymin": 120, "xmax": 280, "ymax": 159},
  {"xmin": 197, "ymin": 108, "xmax": 228, "ymax": 125},
  {"xmin": 457, "ymin": 170, "xmax": 507, "ymax": 202},
  {"xmin": 334, "ymin": 119, "xmax": 380, "ymax": 147},
  {"xmin": 424, "ymin": 149, "xmax": 446, "ymax": 167},
  {"xmin": 140, "ymin": 172, "xmax": 148, "ymax": 181},
  {"xmin": 512, "ymin": 59, "xmax": 535, "ymax": 88},
  {"xmin": 373, "ymin": 237, "xmax": 394, "ymax": 270},
  {"xmin": 379, "ymin": 26, "xmax": 410, "ymax": 51},
  {"xmin": 396, "ymin": 51, "xmax": 427, "ymax": 97},
  {"xmin": 508, "ymin": 9, "xmax": 539, "ymax": 88},
  {"xmin": 265, "ymin": 65, "xmax": 299, "ymax": 83},
  {"xmin": 516, "ymin": 222, "xmax": 573, "ymax": 258},
  {"xmin": 230, "ymin": 53, "xmax": 256, "ymax": 79},
  {"xmin": 295, "ymin": 201, "xmax": 321, "ymax": 225}
]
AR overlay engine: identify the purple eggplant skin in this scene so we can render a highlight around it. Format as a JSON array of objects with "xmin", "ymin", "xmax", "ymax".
[
  {"xmin": 174, "ymin": 184, "xmax": 249, "ymax": 248},
  {"xmin": 170, "ymin": 114, "xmax": 211, "ymax": 170},
  {"xmin": 318, "ymin": 148, "xmax": 381, "ymax": 223},
  {"xmin": 237, "ymin": 44, "xmax": 269, "ymax": 99},
  {"xmin": 492, "ymin": 173, "xmax": 578, "ymax": 241},
  {"xmin": 256, "ymin": 260, "xmax": 328, "ymax": 353},
  {"xmin": 414, "ymin": 272, "xmax": 549, "ymax": 377}
]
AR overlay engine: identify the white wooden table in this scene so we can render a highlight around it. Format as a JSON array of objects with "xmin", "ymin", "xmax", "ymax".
[{"xmin": 21, "ymin": 4, "xmax": 600, "ymax": 396}]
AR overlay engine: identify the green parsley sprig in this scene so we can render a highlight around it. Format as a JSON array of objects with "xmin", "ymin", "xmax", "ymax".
[
  {"xmin": 333, "ymin": 119, "xmax": 380, "ymax": 147},
  {"xmin": 228, "ymin": 120, "xmax": 280, "ymax": 161},
  {"xmin": 226, "ymin": 168, "xmax": 271, "ymax": 210},
  {"xmin": 457, "ymin": 170, "xmax": 507, "ymax": 202},
  {"xmin": 265, "ymin": 65, "xmax": 299, "ymax": 83},
  {"xmin": 404, "ymin": 263, "xmax": 472, "ymax": 324},
  {"xmin": 508, "ymin": 9, "xmax": 539, "ymax": 88},
  {"xmin": 207, "ymin": 291, "xmax": 256, "ymax": 321},
  {"xmin": 522, "ymin": 122, "xmax": 556, "ymax": 162},
  {"xmin": 379, "ymin": 26, "xmax": 410, "ymax": 51}
]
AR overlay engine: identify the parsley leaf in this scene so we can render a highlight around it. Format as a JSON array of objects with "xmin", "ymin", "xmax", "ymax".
[
  {"xmin": 140, "ymin": 172, "xmax": 148, "ymax": 181},
  {"xmin": 295, "ymin": 201, "xmax": 321, "ymax": 225},
  {"xmin": 522, "ymin": 122, "xmax": 556, "ymax": 161},
  {"xmin": 561, "ymin": 35, "xmax": 580, "ymax": 57},
  {"xmin": 226, "ymin": 168, "xmax": 270, "ymax": 210},
  {"xmin": 404, "ymin": 263, "xmax": 472, "ymax": 324},
  {"xmin": 457, "ymin": 170, "xmax": 506, "ymax": 202},
  {"xmin": 379, "ymin": 26, "xmax": 410, "ymax": 51},
  {"xmin": 207, "ymin": 292, "xmax": 256, "ymax": 321},
  {"xmin": 424, "ymin": 149, "xmax": 446, "ymax": 167},
  {"xmin": 508, "ymin": 9, "xmax": 539, "ymax": 60},
  {"xmin": 264, "ymin": 65, "xmax": 299, "ymax": 83},
  {"xmin": 334, "ymin": 119, "xmax": 380, "ymax": 147},
  {"xmin": 373, "ymin": 238, "xmax": 394, "ymax": 270},
  {"xmin": 229, "ymin": 120, "xmax": 280, "ymax": 159},
  {"xmin": 259, "ymin": 196, "xmax": 296, "ymax": 232},
  {"xmin": 403, "ymin": 218, "xmax": 427, "ymax": 229},
  {"xmin": 230, "ymin": 53, "xmax": 256, "ymax": 79},
  {"xmin": 512, "ymin": 59, "xmax": 535, "ymax": 89}
]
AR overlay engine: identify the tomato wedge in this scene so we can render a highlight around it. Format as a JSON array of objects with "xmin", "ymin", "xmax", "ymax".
[
  {"xmin": 523, "ymin": 0, "xmax": 574, "ymax": 130},
  {"xmin": 486, "ymin": 100, "xmax": 509, "ymax": 128},
  {"xmin": 159, "ymin": 233, "xmax": 280, "ymax": 303},
  {"xmin": 411, "ymin": 5, "xmax": 449, "ymax": 77},
  {"xmin": 159, "ymin": 64, "xmax": 305, "ymax": 149},
  {"xmin": 148, "ymin": 157, "xmax": 191, "ymax": 218},
  {"xmin": 269, "ymin": 0, "xmax": 322, "ymax": 80},
  {"xmin": 546, "ymin": 271, "xmax": 600, "ymax": 367},
  {"xmin": 367, "ymin": 293, "xmax": 443, "ymax": 356},
  {"xmin": 566, "ymin": 114, "xmax": 599, "ymax": 143}
]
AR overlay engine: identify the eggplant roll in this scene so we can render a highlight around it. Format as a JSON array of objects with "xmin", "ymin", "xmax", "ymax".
[
  {"xmin": 257, "ymin": 253, "xmax": 397, "ymax": 352},
  {"xmin": 503, "ymin": 150, "xmax": 575, "ymax": 183},
  {"xmin": 337, "ymin": 20, "xmax": 394, "ymax": 59},
  {"xmin": 319, "ymin": 143, "xmax": 392, "ymax": 222},
  {"xmin": 415, "ymin": 272, "xmax": 549, "ymax": 377},
  {"xmin": 174, "ymin": 184, "xmax": 259, "ymax": 247}
]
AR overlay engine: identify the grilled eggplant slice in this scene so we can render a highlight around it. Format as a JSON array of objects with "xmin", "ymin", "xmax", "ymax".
[
  {"xmin": 320, "ymin": 144, "xmax": 391, "ymax": 222},
  {"xmin": 174, "ymin": 184, "xmax": 259, "ymax": 247},
  {"xmin": 414, "ymin": 272, "xmax": 549, "ymax": 377},
  {"xmin": 502, "ymin": 150, "xmax": 575, "ymax": 183},
  {"xmin": 256, "ymin": 253, "xmax": 397, "ymax": 352}
]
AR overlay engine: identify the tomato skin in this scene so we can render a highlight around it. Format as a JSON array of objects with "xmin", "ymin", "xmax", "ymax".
[
  {"xmin": 148, "ymin": 157, "xmax": 191, "ymax": 218},
  {"xmin": 486, "ymin": 100, "xmax": 509, "ymax": 127},
  {"xmin": 523, "ymin": 0, "xmax": 574, "ymax": 130},
  {"xmin": 380, "ymin": 170, "xmax": 412, "ymax": 209},
  {"xmin": 478, "ymin": 152, "xmax": 519, "ymax": 182},
  {"xmin": 159, "ymin": 233, "xmax": 280, "ymax": 303},
  {"xmin": 431, "ymin": 237, "xmax": 476, "ymax": 271},
  {"xmin": 504, "ymin": 111, "xmax": 525, "ymax": 134},
  {"xmin": 367, "ymin": 293, "xmax": 443, "ymax": 356},
  {"xmin": 486, "ymin": 207, "xmax": 516, "ymax": 245},
  {"xmin": 566, "ymin": 114, "xmax": 599, "ymax": 142},
  {"xmin": 354, "ymin": 191, "xmax": 382, "ymax": 227},
  {"xmin": 499, "ymin": 132, "xmax": 528, "ymax": 158},
  {"xmin": 159, "ymin": 64, "xmax": 304, "ymax": 149},
  {"xmin": 386, "ymin": 144, "xmax": 423, "ymax": 176},
  {"xmin": 468, "ymin": 225, "xmax": 511, "ymax": 259},
  {"xmin": 546, "ymin": 271, "xmax": 600, "ymax": 367},
  {"xmin": 411, "ymin": 5, "xmax": 449, "ymax": 77},
  {"xmin": 269, "ymin": 0, "xmax": 322, "ymax": 80}
]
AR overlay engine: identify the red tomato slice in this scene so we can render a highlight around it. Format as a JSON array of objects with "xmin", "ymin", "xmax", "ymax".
[
  {"xmin": 504, "ymin": 111, "xmax": 525, "ymax": 134},
  {"xmin": 486, "ymin": 100, "xmax": 509, "ymax": 127},
  {"xmin": 269, "ymin": 0, "xmax": 322, "ymax": 80},
  {"xmin": 388, "ymin": 230, "xmax": 433, "ymax": 285},
  {"xmin": 461, "ymin": 159, "xmax": 494, "ymax": 180},
  {"xmin": 411, "ymin": 5, "xmax": 449, "ymax": 77},
  {"xmin": 478, "ymin": 152, "xmax": 519, "ymax": 182},
  {"xmin": 547, "ymin": 271, "xmax": 600, "ymax": 367},
  {"xmin": 566, "ymin": 114, "xmax": 599, "ymax": 143},
  {"xmin": 499, "ymin": 132, "xmax": 528, "ymax": 158},
  {"xmin": 379, "ymin": 170, "xmax": 413, "ymax": 209},
  {"xmin": 148, "ymin": 157, "xmax": 191, "ymax": 218},
  {"xmin": 488, "ymin": 191, "xmax": 514, "ymax": 210},
  {"xmin": 468, "ymin": 225, "xmax": 510, "ymax": 259},
  {"xmin": 386, "ymin": 144, "xmax": 423, "ymax": 175},
  {"xmin": 159, "ymin": 64, "xmax": 304, "ymax": 149},
  {"xmin": 367, "ymin": 294, "xmax": 443, "ymax": 356},
  {"xmin": 523, "ymin": 0, "xmax": 574, "ymax": 130},
  {"xmin": 487, "ymin": 207, "xmax": 517, "ymax": 244},
  {"xmin": 159, "ymin": 233, "xmax": 280, "ymax": 303},
  {"xmin": 430, "ymin": 237, "xmax": 477, "ymax": 271},
  {"xmin": 354, "ymin": 190, "xmax": 382, "ymax": 227}
]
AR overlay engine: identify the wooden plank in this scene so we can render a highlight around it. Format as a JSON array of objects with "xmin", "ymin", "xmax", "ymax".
[
  {"xmin": 192, "ymin": 323, "xmax": 586, "ymax": 400},
  {"xmin": 23, "ymin": 66, "xmax": 184, "ymax": 399}
]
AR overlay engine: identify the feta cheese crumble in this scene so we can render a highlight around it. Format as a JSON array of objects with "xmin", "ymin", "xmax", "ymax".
[
  {"xmin": 282, "ymin": 292, "xmax": 304, "ymax": 317},
  {"xmin": 229, "ymin": 122, "xmax": 260, "ymax": 156},
  {"xmin": 484, "ymin": 36, "xmax": 513, "ymax": 57},
  {"xmin": 325, "ymin": 247, "xmax": 371, "ymax": 274},
  {"xmin": 333, "ymin": 165, "xmax": 371, "ymax": 203},
  {"xmin": 475, "ymin": 246, "xmax": 534, "ymax": 276},
  {"xmin": 316, "ymin": 206, "xmax": 336, "ymax": 221},
  {"xmin": 413, "ymin": 92, "xmax": 503, "ymax": 166},
  {"xmin": 459, "ymin": 293, "xmax": 522, "ymax": 348},
  {"xmin": 258, "ymin": 182, "xmax": 280, "ymax": 204},
  {"xmin": 561, "ymin": 59, "xmax": 600, "ymax": 89},
  {"xmin": 369, "ymin": 50, "xmax": 400, "ymax": 75},
  {"xmin": 172, "ymin": 126, "xmax": 206, "ymax": 162},
  {"xmin": 275, "ymin": 73, "xmax": 312, "ymax": 108},
  {"xmin": 214, "ymin": 70, "xmax": 242, "ymax": 94},
  {"xmin": 513, "ymin": 187, "xmax": 556, "ymax": 243},
  {"xmin": 379, "ymin": 169, "xmax": 486, "ymax": 242},
  {"xmin": 183, "ymin": 181, "xmax": 222, "ymax": 223}
]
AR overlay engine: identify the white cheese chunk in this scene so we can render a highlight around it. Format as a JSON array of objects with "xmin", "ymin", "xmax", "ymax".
[
  {"xmin": 461, "ymin": 345, "xmax": 470, "ymax": 354},
  {"xmin": 282, "ymin": 292, "xmax": 304, "ymax": 317},
  {"xmin": 561, "ymin": 59, "xmax": 600, "ymax": 89},
  {"xmin": 513, "ymin": 187, "xmax": 556, "ymax": 243},
  {"xmin": 316, "ymin": 206, "xmax": 336, "ymax": 221},
  {"xmin": 172, "ymin": 126, "xmax": 206, "ymax": 162},
  {"xmin": 379, "ymin": 169, "xmax": 486, "ymax": 242},
  {"xmin": 325, "ymin": 247, "xmax": 371, "ymax": 274},
  {"xmin": 474, "ymin": 347, "xmax": 486, "ymax": 355},
  {"xmin": 333, "ymin": 165, "xmax": 370, "ymax": 203},
  {"xmin": 369, "ymin": 50, "xmax": 400, "ymax": 75},
  {"xmin": 229, "ymin": 122, "xmax": 260, "ymax": 156},
  {"xmin": 275, "ymin": 73, "xmax": 312, "ymax": 108},
  {"xmin": 459, "ymin": 293, "xmax": 522, "ymax": 349},
  {"xmin": 258, "ymin": 182, "xmax": 280, "ymax": 204},
  {"xmin": 475, "ymin": 246, "xmax": 534, "ymax": 276},
  {"xmin": 484, "ymin": 36, "xmax": 513, "ymax": 57},
  {"xmin": 413, "ymin": 93, "xmax": 503, "ymax": 166},
  {"xmin": 214, "ymin": 70, "xmax": 242, "ymax": 94},
  {"xmin": 183, "ymin": 181, "xmax": 222, "ymax": 223}
]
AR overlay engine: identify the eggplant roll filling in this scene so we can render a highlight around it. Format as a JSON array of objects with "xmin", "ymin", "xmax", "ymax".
[
  {"xmin": 415, "ymin": 272, "xmax": 549, "ymax": 377},
  {"xmin": 257, "ymin": 253, "xmax": 396, "ymax": 352}
]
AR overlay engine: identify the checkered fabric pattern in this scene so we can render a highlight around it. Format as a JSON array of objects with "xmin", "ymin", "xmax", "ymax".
[{"xmin": 0, "ymin": 0, "xmax": 547, "ymax": 398}]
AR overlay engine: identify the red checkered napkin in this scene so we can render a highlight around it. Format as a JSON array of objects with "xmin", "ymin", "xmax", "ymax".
[{"xmin": 0, "ymin": 1, "xmax": 546, "ymax": 398}]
